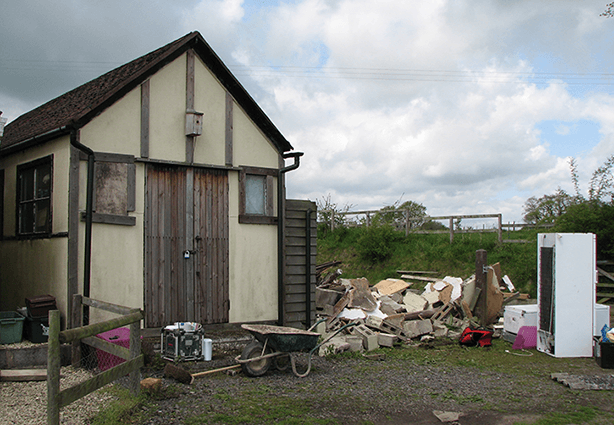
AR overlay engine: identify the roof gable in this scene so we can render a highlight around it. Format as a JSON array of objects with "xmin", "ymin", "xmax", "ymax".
[{"xmin": 2, "ymin": 32, "xmax": 293, "ymax": 153}]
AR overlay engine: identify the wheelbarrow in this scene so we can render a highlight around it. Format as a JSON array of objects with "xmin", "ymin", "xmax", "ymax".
[{"xmin": 236, "ymin": 321, "xmax": 356, "ymax": 378}]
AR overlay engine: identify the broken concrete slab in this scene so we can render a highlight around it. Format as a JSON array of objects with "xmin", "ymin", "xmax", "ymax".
[
  {"xmin": 379, "ymin": 295, "xmax": 405, "ymax": 313},
  {"xmin": 403, "ymin": 319, "xmax": 433, "ymax": 339},
  {"xmin": 432, "ymin": 410, "xmax": 462, "ymax": 423},
  {"xmin": 319, "ymin": 337, "xmax": 350, "ymax": 356},
  {"xmin": 316, "ymin": 287, "xmax": 341, "ymax": 309},
  {"xmin": 378, "ymin": 333, "xmax": 397, "ymax": 347},
  {"xmin": 551, "ymin": 373, "xmax": 614, "ymax": 390},
  {"xmin": 348, "ymin": 278, "xmax": 378, "ymax": 311},
  {"xmin": 403, "ymin": 291, "xmax": 428, "ymax": 313},
  {"xmin": 366, "ymin": 315, "xmax": 384, "ymax": 330},
  {"xmin": 345, "ymin": 335, "xmax": 363, "ymax": 352},
  {"xmin": 373, "ymin": 278, "xmax": 409, "ymax": 296},
  {"xmin": 422, "ymin": 290, "xmax": 440, "ymax": 308}
]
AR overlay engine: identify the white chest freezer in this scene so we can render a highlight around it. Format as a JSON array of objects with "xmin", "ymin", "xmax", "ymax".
[{"xmin": 504, "ymin": 304, "xmax": 538, "ymax": 334}]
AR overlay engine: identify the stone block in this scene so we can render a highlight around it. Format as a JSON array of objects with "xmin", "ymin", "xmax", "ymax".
[
  {"xmin": 378, "ymin": 333, "xmax": 397, "ymax": 347},
  {"xmin": 351, "ymin": 324, "xmax": 380, "ymax": 351},
  {"xmin": 141, "ymin": 378, "xmax": 162, "ymax": 393},
  {"xmin": 345, "ymin": 335, "xmax": 363, "ymax": 352},
  {"xmin": 403, "ymin": 319, "xmax": 433, "ymax": 339},
  {"xmin": 365, "ymin": 315, "xmax": 384, "ymax": 330}
]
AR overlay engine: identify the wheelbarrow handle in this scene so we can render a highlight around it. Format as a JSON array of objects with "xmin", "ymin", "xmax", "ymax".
[{"xmin": 307, "ymin": 317, "xmax": 327, "ymax": 332}]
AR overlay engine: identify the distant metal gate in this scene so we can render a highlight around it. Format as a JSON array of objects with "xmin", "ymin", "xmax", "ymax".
[
  {"xmin": 283, "ymin": 199, "xmax": 317, "ymax": 328},
  {"xmin": 144, "ymin": 164, "xmax": 229, "ymax": 327}
]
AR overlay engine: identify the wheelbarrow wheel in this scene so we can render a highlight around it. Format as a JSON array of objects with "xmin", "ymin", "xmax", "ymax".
[
  {"xmin": 274, "ymin": 354, "xmax": 290, "ymax": 371},
  {"xmin": 240, "ymin": 341, "xmax": 272, "ymax": 377}
]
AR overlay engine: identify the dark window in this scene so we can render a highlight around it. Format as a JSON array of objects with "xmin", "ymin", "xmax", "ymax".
[
  {"xmin": 239, "ymin": 166, "xmax": 276, "ymax": 224},
  {"xmin": 17, "ymin": 156, "xmax": 52, "ymax": 236}
]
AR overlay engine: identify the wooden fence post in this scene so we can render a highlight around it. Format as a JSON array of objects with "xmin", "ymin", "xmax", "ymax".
[
  {"xmin": 129, "ymin": 313, "xmax": 141, "ymax": 396},
  {"xmin": 475, "ymin": 250, "xmax": 488, "ymax": 327},
  {"xmin": 449, "ymin": 217, "xmax": 454, "ymax": 244},
  {"xmin": 47, "ymin": 310, "xmax": 61, "ymax": 425},
  {"xmin": 497, "ymin": 214, "xmax": 502, "ymax": 245},
  {"xmin": 71, "ymin": 294, "xmax": 83, "ymax": 367},
  {"xmin": 405, "ymin": 209, "xmax": 410, "ymax": 236}
]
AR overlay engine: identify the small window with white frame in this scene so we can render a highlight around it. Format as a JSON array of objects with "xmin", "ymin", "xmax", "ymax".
[{"xmin": 239, "ymin": 166, "xmax": 276, "ymax": 224}]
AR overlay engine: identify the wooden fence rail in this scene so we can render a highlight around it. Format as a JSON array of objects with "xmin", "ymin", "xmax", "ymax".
[
  {"xmin": 324, "ymin": 209, "xmax": 503, "ymax": 244},
  {"xmin": 47, "ymin": 296, "xmax": 144, "ymax": 425}
]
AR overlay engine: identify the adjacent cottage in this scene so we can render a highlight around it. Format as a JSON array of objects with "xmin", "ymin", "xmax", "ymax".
[{"xmin": 0, "ymin": 32, "xmax": 316, "ymax": 330}]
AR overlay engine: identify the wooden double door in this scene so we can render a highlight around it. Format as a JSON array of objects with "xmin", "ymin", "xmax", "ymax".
[{"xmin": 144, "ymin": 164, "xmax": 229, "ymax": 328}]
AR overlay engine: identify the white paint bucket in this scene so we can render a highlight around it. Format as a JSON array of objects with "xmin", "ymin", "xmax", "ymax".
[{"xmin": 202, "ymin": 338, "xmax": 212, "ymax": 361}]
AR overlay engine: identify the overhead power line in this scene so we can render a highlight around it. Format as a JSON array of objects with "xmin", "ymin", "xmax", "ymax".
[{"xmin": 1, "ymin": 59, "xmax": 613, "ymax": 86}]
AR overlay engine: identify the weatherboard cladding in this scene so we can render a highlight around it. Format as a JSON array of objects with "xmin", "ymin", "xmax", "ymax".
[{"xmin": 1, "ymin": 31, "xmax": 293, "ymax": 154}]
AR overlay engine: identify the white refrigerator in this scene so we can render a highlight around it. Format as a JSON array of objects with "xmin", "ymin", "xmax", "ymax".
[{"xmin": 537, "ymin": 233, "xmax": 596, "ymax": 358}]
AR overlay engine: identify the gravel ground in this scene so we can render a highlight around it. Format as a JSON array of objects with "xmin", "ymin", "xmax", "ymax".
[
  {"xmin": 0, "ymin": 365, "xmax": 117, "ymax": 425},
  {"xmin": 135, "ymin": 341, "xmax": 614, "ymax": 425},
  {"xmin": 3, "ymin": 337, "xmax": 614, "ymax": 425}
]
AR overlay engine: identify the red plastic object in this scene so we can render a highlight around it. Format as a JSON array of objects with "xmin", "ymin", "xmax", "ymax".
[{"xmin": 96, "ymin": 328, "xmax": 130, "ymax": 371}]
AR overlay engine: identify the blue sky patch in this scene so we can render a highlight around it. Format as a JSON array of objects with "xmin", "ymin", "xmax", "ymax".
[{"xmin": 536, "ymin": 119, "xmax": 601, "ymax": 158}]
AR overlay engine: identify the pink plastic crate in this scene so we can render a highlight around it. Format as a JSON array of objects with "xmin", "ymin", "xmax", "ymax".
[{"xmin": 96, "ymin": 328, "xmax": 130, "ymax": 371}]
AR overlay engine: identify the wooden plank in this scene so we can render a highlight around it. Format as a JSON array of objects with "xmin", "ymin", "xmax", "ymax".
[
  {"xmin": 400, "ymin": 274, "xmax": 439, "ymax": 282},
  {"xmin": 59, "ymin": 312, "xmax": 142, "ymax": 344},
  {"xmin": 58, "ymin": 356, "xmax": 144, "ymax": 408},
  {"xmin": 82, "ymin": 336, "xmax": 130, "ymax": 360},
  {"xmin": 47, "ymin": 310, "xmax": 61, "ymax": 425},
  {"xmin": 141, "ymin": 79, "xmax": 150, "ymax": 158},
  {"xmin": 68, "ymin": 146, "xmax": 80, "ymax": 325},
  {"xmin": 1, "ymin": 369, "xmax": 47, "ymax": 382},
  {"xmin": 186, "ymin": 49, "xmax": 195, "ymax": 110},
  {"xmin": 186, "ymin": 168, "xmax": 195, "ymax": 321},
  {"xmin": 225, "ymin": 91, "xmax": 233, "ymax": 166},
  {"xmin": 82, "ymin": 297, "xmax": 138, "ymax": 315},
  {"xmin": 397, "ymin": 270, "xmax": 438, "ymax": 275},
  {"xmin": 475, "ymin": 250, "xmax": 488, "ymax": 327},
  {"xmin": 598, "ymin": 267, "xmax": 614, "ymax": 283}
]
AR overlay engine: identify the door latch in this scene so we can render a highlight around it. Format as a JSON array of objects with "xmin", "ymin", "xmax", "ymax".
[{"xmin": 183, "ymin": 250, "xmax": 197, "ymax": 259}]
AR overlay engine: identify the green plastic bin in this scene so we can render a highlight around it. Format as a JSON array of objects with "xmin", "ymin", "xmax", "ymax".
[{"xmin": 0, "ymin": 311, "xmax": 25, "ymax": 344}]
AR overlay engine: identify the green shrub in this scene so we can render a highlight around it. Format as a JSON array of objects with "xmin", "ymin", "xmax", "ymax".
[{"xmin": 355, "ymin": 225, "xmax": 400, "ymax": 263}]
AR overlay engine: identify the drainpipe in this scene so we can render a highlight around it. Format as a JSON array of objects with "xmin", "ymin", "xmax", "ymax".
[
  {"xmin": 277, "ymin": 151, "xmax": 303, "ymax": 326},
  {"xmin": 70, "ymin": 129, "xmax": 95, "ymax": 326}
]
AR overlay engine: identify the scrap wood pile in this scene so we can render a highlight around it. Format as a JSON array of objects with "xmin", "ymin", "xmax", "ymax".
[{"xmin": 314, "ymin": 262, "xmax": 526, "ymax": 355}]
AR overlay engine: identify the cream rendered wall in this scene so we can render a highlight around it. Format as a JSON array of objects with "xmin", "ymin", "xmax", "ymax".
[
  {"xmin": 193, "ymin": 56, "xmax": 226, "ymax": 166},
  {"xmin": 229, "ymin": 102, "xmax": 282, "ymax": 323},
  {"xmin": 0, "ymin": 137, "xmax": 70, "ymax": 321},
  {"xmin": 79, "ymin": 89, "xmax": 141, "ymax": 157},
  {"xmin": 148, "ymin": 54, "xmax": 187, "ymax": 162},
  {"xmin": 233, "ymin": 106, "xmax": 280, "ymax": 168},
  {"xmin": 79, "ymin": 82, "xmax": 146, "ymax": 323}
]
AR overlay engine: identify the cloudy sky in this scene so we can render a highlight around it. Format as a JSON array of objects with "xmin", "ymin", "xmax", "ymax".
[{"xmin": 2, "ymin": 1, "xmax": 614, "ymax": 224}]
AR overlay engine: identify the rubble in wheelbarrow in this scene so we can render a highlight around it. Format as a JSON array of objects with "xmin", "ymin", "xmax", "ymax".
[{"xmin": 314, "ymin": 262, "xmax": 527, "ymax": 355}]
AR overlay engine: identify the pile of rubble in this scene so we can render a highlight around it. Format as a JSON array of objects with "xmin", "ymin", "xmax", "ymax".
[{"xmin": 314, "ymin": 262, "xmax": 523, "ymax": 355}]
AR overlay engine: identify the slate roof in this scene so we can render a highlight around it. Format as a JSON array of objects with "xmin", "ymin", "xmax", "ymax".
[{"xmin": 1, "ymin": 31, "xmax": 293, "ymax": 153}]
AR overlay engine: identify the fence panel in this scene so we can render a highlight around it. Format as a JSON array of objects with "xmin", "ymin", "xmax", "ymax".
[{"xmin": 47, "ymin": 297, "xmax": 143, "ymax": 425}]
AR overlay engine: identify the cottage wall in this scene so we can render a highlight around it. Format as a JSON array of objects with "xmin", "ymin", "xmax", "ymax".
[{"xmin": 0, "ymin": 137, "xmax": 71, "ymax": 318}]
